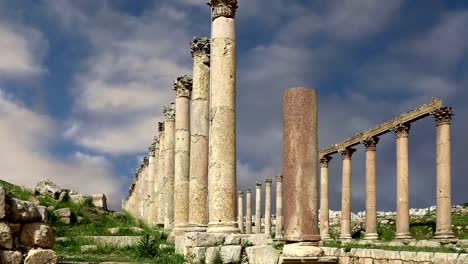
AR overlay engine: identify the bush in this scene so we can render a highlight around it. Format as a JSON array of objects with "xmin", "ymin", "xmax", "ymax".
[{"xmin": 135, "ymin": 234, "xmax": 160, "ymax": 258}]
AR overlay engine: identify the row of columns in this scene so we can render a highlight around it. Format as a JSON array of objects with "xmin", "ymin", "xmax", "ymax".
[{"xmin": 319, "ymin": 107, "xmax": 454, "ymax": 240}]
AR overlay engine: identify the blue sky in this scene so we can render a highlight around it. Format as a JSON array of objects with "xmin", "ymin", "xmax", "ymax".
[{"xmin": 0, "ymin": 0, "xmax": 467, "ymax": 211}]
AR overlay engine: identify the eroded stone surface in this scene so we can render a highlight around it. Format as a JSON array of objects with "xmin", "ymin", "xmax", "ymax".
[
  {"xmin": 245, "ymin": 245, "xmax": 279, "ymax": 264},
  {"xmin": 24, "ymin": 249, "xmax": 58, "ymax": 264},
  {"xmin": 0, "ymin": 250, "xmax": 22, "ymax": 264},
  {"xmin": 0, "ymin": 222, "xmax": 13, "ymax": 249},
  {"xmin": 53, "ymin": 208, "xmax": 71, "ymax": 218},
  {"xmin": 20, "ymin": 223, "xmax": 55, "ymax": 248},
  {"xmin": 219, "ymin": 245, "xmax": 242, "ymax": 263},
  {"xmin": 9, "ymin": 199, "xmax": 41, "ymax": 222},
  {"xmin": 92, "ymin": 194, "xmax": 107, "ymax": 210},
  {"xmin": 282, "ymin": 244, "xmax": 324, "ymax": 257}
]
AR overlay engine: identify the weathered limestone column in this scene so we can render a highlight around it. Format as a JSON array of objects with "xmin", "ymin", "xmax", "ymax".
[
  {"xmin": 339, "ymin": 147, "xmax": 355, "ymax": 240},
  {"xmin": 163, "ymin": 102, "xmax": 176, "ymax": 229},
  {"xmin": 187, "ymin": 37, "xmax": 211, "ymax": 232},
  {"xmin": 255, "ymin": 182, "xmax": 262, "ymax": 234},
  {"xmin": 319, "ymin": 155, "xmax": 332, "ymax": 240},
  {"xmin": 265, "ymin": 179, "xmax": 272, "ymax": 236},
  {"xmin": 156, "ymin": 122, "xmax": 166, "ymax": 227},
  {"xmin": 362, "ymin": 137, "xmax": 379, "ymax": 240},
  {"xmin": 238, "ymin": 191, "xmax": 244, "ymax": 233},
  {"xmin": 172, "ymin": 76, "xmax": 192, "ymax": 237},
  {"xmin": 143, "ymin": 158, "xmax": 149, "ymax": 221},
  {"xmin": 394, "ymin": 123, "xmax": 412, "ymax": 240},
  {"xmin": 433, "ymin": 107, "xmax": 455, "ymax": 239},
  {"xmin": 246, "ymin": 189, "xmax": 252, "ymax": 234},
  {"xmin": 148, "ymin": 140, "xmax": 158, "ymax": 225},
  {"xmin": 283, "ymin": 87, "xmax": 320, "ymax": 243},
  {"xmin": 207, "ymin": 0, "xmax": 239, "ymax": 234},
  {"xmin": 275, "ymin": 174, "xmax": 283, "ymax": 240}
]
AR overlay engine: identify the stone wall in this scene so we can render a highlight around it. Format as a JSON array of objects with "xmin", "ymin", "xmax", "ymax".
[
  {"xmin": 322, "ymin": 247, "xmax": 468, "ymax": 264},
  {"xmin": 0, "ymin": 186, "xmax": 58, "ymax": 264}
]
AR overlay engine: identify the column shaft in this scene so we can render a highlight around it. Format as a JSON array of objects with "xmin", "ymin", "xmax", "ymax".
[
  {"xmin": 320, "ymin": 156, "xmax": 331, "ymax": 240},
  {"xmin": 255, "ymin": 183, "xmax": 262, "ymax": 234},
  {"xmin": 275, "ymin": 175, "xmax": 283, "ymax": 240},
  {"xmin": 246, "ymin": 190, "xmax": 252, "ymax": 234},
  {"xmin": 395, "ymin": 123, "xmax": 412, "ymax": 239},
  {"xmin": 363, "ymin": 137, "xmax": 379, "ymax": 240},
  {"xmin": 156, "ymin": 126, "xmax": 166, "ymax": 227},
  {"xmin": 265, "ymin": 179, "xmax": 272, "ymax": 236},
  {"xmin": 340, "ymin": 148, "xmax": 355, "ymax": 240},
  {"xmin": 238, "ymin": 192, "xmax": 244, "ymax": 233},
  {"xmin": 164, "ymin": 103, "xmax": 176, "ymax": 229}
]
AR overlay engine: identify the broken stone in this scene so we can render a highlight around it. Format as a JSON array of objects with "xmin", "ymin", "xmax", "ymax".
[
  {"xmin": 34, "ymin": 179, "xmax": 62, "ymax": 200},
  {"xmin": 69, "ymin": 193, "xmax": 91, "ymax": 204},
  {"xmin": 246, "ymin": 245, "xmax": 279, "ymax": 264},
  {"xmin": 282, "ymin": 243, "xmax": 324, "ymax": 257},
  {"xmin": 58, "ymin": 191, "xmax": 68, "ymax": 202},
  {"xmin": 108, "ymin": 227, "xmax": 120, "ymax": 235},
  {"xmin": 8, "ymin": 199, "xmax": 41, "ymax": 222},
  {"xmin": 0, "ymin": 222, "xmax": 13, "ymax": 249},
  {"xmin": 9, "ymin": 223, "xmax": 21, "ymax": 237},
  {"xmin": 0, "ymin": 250, "xmax": 22, "ymax": 264},
  {"xmin": 205, "ymin": 247, "xmax": 221, "ymax": 263},
  {"xmin": 80, "ymin": 245, "xmax": 98, "ymax": 253},
  {"xmin": 129, "ymin": 227, "xmax": 144, "ymax": 233},
  {"xmin": 59, "ymin": 218, "xmax": 71, "ymax": 225},
  {"xmin": 53, "ymin": 208, "xmax": 71, "ymax": 218},
  {"xmin": 36, "ymin": 206, "xmax": 48, "ymax": 223},
  {"xmin": 20, "ymin": 223, "xmax": 55, "ymax": 248},
  {"xmin": 24, "ymin": 249, "xmax": 58, "ymax": 264},
  {"xmin": 219, "ymin": 245, "xmax": 242, "ymax": 263},
  {"xmin": 92, "ymin": 194, "xmax": 107, "ymax": 210}
]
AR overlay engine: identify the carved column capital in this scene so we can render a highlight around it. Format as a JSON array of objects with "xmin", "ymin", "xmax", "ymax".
[
  {"xmin": 256, "ymin": 181, "xmax": 262, "ymax": 188},
  {"xmin": 246, "ymin": 189, "xmax": 251, "ymax": 194},
  {"xmin": 191, "ymin": 37, "xmax": 210, "ymax": 64},
  {"xmin": 174, "ymin": 75, "xmax": 193, "ymax": 98},
  {"xmin": 208, "ymin": 0, "xmax": 238, "ymax": 21},
  {"xmin": 339, "ymin": 148, "xmax": 356, "ymax": 160},
  {"xmin": 432, "ymin": 107, "xmax": 453, "ymax": 126},
  {"xmin": 276, "ymin": 174, "xmax": 283, "ymax": 182},
  {"xmin": 149, "ymin": 142, "xmax": 156, "ymax": 157},
  {"xmin": 238, "ymin": 191, "xmax": 243, "ymax": 197},
  {"xmin": 265, "ymin": 178, "xmax": 272, "ymax": 185},
  {"xmin": 143, "ymin": 157, "xmax": 149, "ymax": 166},
  {"xmin": 393, "ymin": 123, "xmax": 411, "ymax": 139},
  {"xmin": 163, "ymin": 102, "xmax": 176, "ymax": 121},
  {"xmin": 361, "ymin": 136, "xmax": 380, "ymax": 151},
  {"xmin": 319, "ymin": 155, "xmax": 332, "ymax": 168},
  {"xmin": 158, "ymin": 122, "xmax": 165, "ymax": 132}
]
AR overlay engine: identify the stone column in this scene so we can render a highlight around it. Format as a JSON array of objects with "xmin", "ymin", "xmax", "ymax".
[
  {"xmin": 246, "ymin": 189, "xmax": 252, "ymax": 234},
  {"xmin": 207, "ymin": 0, "xmax": 239, "ymax": 234},
  {"xmin": 163, "ymin": 102, "xmax": 176, "ymax": 229},
  {"xmin": 143, "ymin": 158, "xmax": 149, "ymax": 221},
  {"xmin": 265, "ymin": 179, "xmax": 272, "ymax": 236},
  {"xmin": 283, "ymin": 87, "xmax": 320, "ymax": 243},
  {"xmin": 433, "ymin": 107, "xmax": 455, "ymax": 239},
  {"xmin": 188, "ymin": 37, "xmax": 211, "ymax": 232},
  {"xmin": 275, "ymin": 174, "xmax": 283, "ymax": 240},
  {"xmin": 156, "ymin": 122, "xmax": 166, "ymax": 227},
  {"xmin": 362, "ymin": 137, "xmax": 379, "ymax": 240},
  {"xmin": 319, "ymin": 155, "xmax": 332, "ymax": 240},
  {"xmin": 339, "ymin": 147, "xmax": 355, "ymax": 240},
  {"xmin": 255, "ymin": 182, "xmax": 262, "ymax": 234},
  {"xmin": 148, "ymin": 140, "xmax": 158, "ymax": 225},
  {"xmin": 394, "ymin": 123, "xmax": 412, "ymax": 240},
  {"xmin": 238, "ymin": 191, "xmax": 244, "ymax": 233},
  {"xmin": 172, "ymin": 76, "xmax": 192, "ymax": 237}
]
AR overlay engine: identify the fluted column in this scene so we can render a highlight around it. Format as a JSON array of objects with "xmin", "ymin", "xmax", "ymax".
[
  {"xmin": 320, "ymin": 155, "xmax": 332, "ymax": 240},
  {"xmin": 433, "ymin": 107, "xmax": 455, "ymax": 239},
  {"xmin": 394, "ymin": 123, "xmax": 412, "ymax": 240},
  {"xmin": 265, "ymin": 179, "xmax": 272, "ymax": 236},
  {"xmin": 207, "ymin": 0, "xmax": 239, "ymax": 234},
  {"xmin": 246, "ymin": 189, "xmax": 252, "ymax": 234},
  {"xmin": 275, "ymin": 175, "xmax": 283, "ymax": 240},
  {"xmin": 172, "ymin": 76, "xmax": 193, "ymax": 237},
  {"xmin": 156, "ymin": 123, "xmax": 166, "ymax": 227},
  {"xmin": 255, "ymin": 182, "xmax": 262, "ymax": 234},
  {"xmin": 188, "ymin": 38, "xmax": 211, "ymax": 232},
  {"xmin": 163, "ymin": 103, "xmax": 176, "ymax": 229},
  {"xmin": 238, "ymin": 191, "xmax": 244, "ymax": 233},
  {"xmin": 362, "ymin": 137, "xmax": 379, "ymax": 240},
  {"xmin": 340, "ymin": 147, "xmax": 355, "ymax": 240}
]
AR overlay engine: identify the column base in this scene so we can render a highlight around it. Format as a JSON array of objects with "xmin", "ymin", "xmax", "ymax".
[
  {"xmin": 274, "ymin": 236, "xmax": 284, "ymax": 242},
  {"xmin": 339, "ymin": 234, "xmax": 352, "ymax": 241},
  {"xmin": 363, "ymin": 233, "xmax": 379, "ymax": 240},
  {"xmin": 433, "ymin": 231, "xmax": 455, "ymax": 240},
  {"xmin": 207, "ymin": 221, "xmax": 240, "ymax": 234},
  {"xmin": 395, "ymin": 232, "xmax": 413, "ymax": 240},
  {"xmin": 186, "ymin": 223, "xmax": 208, "ymax": 233},
  {"xmin": 320, "ymin": 234, "xmax": 332, "ymax": 241}
]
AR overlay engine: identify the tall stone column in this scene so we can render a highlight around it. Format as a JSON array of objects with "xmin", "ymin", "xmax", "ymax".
[
  {"xmin": 362, "ymin": 137, "xmax": 379, "ymax": 240},
  {"xmin": 163, "ymin": 102, "xmax": 176, "ymax": 229},
  {"xmin": 148, "ymin": 139, "xmax": 158, "ymax": 225},
  {"xmin": 238, "ymin": 191, "xmax": 244, "ymax": 233},
  {"xmin": 265, "ymin": 179, "xmax": 272, "ymax": 236},
  {"xmin": 339, "ymin": 147, "xmax": 355, "ymax": 240},
  {"xmin": 246, "ymin": 189, "xmax": 252, "ymax": 234},
  {"xmin": 255, "ymin": 182, "xmax": 262, "ymax": 234},
  {"xmin": 394, "ymin": 123, "xmax": 412, "ymax": 240},
  {"xmin": 283, "ymin": 87, "xmax": 320, "ymax": 244},
  {"xmin": 207, "ymin": 0, "xmax": 239, "ymax": 234},
  {"xmin": 188, "ymin": 37, "xmax": 211, "ymax": 232},
  {"xmin": 275, "ymin": 174, "xmax": 283, "ymax": 240},
  {"xmin": 156, "ymin": 122, "xmax": 166, "ymax": 227},
  {"xmin": 143, "ymin": 158, "xmax": 149, "ymax": 221},
  {"xmin": 172, "ymin": 76, "xmax": 192, "ymax": 237},
  {"xmin": 433, "ymin": 107, "xmax": 455, "ymax": 239},
  {"xmin": 319, "ymin": 155, "xmax": 332, "ymax": 240}
]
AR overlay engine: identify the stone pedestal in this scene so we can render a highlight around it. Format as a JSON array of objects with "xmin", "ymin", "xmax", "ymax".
[
  {"xmin": 156, "ymin": 123, "xmax": 166, "ymax": 227},
  {"xmin": 362, "ymin": 137, "xmax": 379, "ymax": 240},
  {"xmin": 283, "ymin": 87, "xmax": 320, "ymax": 243},
  {"xmin": 207, "ymin": 0, "xmax": 239, "ymax": 234},
  {"xmin": 432, "ymin": 107, "xmax": 455, "ymax": 239},
  {"xmin": 163, "ymin": 103, "xmax": 176, "ymax": 229},
  {"xmin": 255, "ymin": 182, "xmax": 262, "ymax": 234},
  {"xmin": 275, "ymin": 175, "xmax": 283, "ymax": 240},
  {"xmin": 394, "ymin": 123, "xmax": 412, "ymax": 240},
  {"xmin": 265, "ymin": 179, "xmax": 272, "ymax": 236},
  {"xmin": 339, "ymin": 147, "xmax": 355, "ymax": 240},
  {"xmin": 319, "ymin": 156, "xmax": 332, "ymax": 241},
  {"xmin": 238, "ymin": 192, "xmax": 244, "ymax": 233},
  {"xmin": 173, "ymin": 76, "xmax": 193, "ymax": 237},
  {"xmin": 188, "ymin": 37, "xmax": 211, "ymax": 233},
  {"xmin": 246, "ymin": 189, "xmax": 252, "ymax": 234}
]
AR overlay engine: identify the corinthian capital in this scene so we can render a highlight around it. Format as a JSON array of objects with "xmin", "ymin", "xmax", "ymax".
[
  {"xmin": 393, "ymin": 123, "xmax": 411, "ymax": 139},
  {"xmin": 361, "ymin": 136, "xmax": 379, "ymax": 151},
  {"xmin": 265, "ymin": 178, "xmax": 272, "ymax": 185},
  {"xmin": 158, "ymin": 122, "xmax": 165, "ymax": 132},
  {"xmin": 432, "ymin": 107, "xmax": 453, "ymax": 126},
  {"xmin": 276, "ymin": 174, "xmax": 283, "ymax": 182},
  {"xmin": 191, "ymin": 37, "xmax": 210, "ymax": 62},
  {"xmin": 319, "ymin": 155, "xmax": 332, "ymax": 168},
  {"xmin": 339, "ymin": 147, "xmax": 356, "ymax": 160},
  {"xmin": 174, "ymin": 75, "xmax": 193, "ymax": 98},
  {"xmin": 163, "ymin": 102, "xmax": 176, "ymax": 121},
  {"xmin": 208, "ymin": 0, "xmax": 238, "ymax": 21},
  {"xmin": 256, "ymin": 181, "xmax": 262, "ymax": 188}
]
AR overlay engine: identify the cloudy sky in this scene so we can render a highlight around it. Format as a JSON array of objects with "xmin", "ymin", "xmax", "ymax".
[{"xmin": 0, "ymin": 0, "xmax": 467, "ymax": 211}]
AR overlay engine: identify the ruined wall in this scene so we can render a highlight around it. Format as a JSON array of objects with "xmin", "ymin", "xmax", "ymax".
[{"xmin": 0, "ymin": 186, "xmax": 58, "ymax": 264}]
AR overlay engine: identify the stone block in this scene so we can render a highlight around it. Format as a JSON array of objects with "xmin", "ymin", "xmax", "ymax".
[
  {"xmin": 20, "ymin": 223, "xmax": 55, "ymax": 248},
  {"xmin": 81, "ymin": 245, "xmax": 98, "ymax": 253},
  {"xmin": 24, "ymin": 249, "xmax": 58, "ymax": 264},
  {"xmin": 245, "ymin": 245, "xmax": 279, "ymax": 264},
  {"xmin": 433, "ymin": 252, "xmax": 459, "ymax": 264},
  {"xmin": 108, "ymin": 227, "xmax": 120, "ymax": 235},
  {"xmin": 224, "ymin": 234, "xmax": 241, "ymax": 245},
  {"xmin": 92, "ymin": 194, "xmax": 107, "ymax": 210},
  {"xmin": 409, "ymin": 239, "xmax": 441, "ymax": 248},
  {"xmin": 69, "ymin": 193, "xmax": 91, "ymax": 204},
  {"xmin": 187, "ymin": 247, "xmax": 206, "ymax": 264},
  {"xmin": 282, "ymin": 243, "xmax": 324, "ymax": 257},
  {"xmin": 220, "ymin": 245, "xmax": 242, "ymax": 264},
  {"xmin": 9, "ymin": 199, "xmax": 41, "ymax": 222},
  {"xmin": 205, "ymin": 246, "xmax": 221, "ymax": 264},
  {"xmin": 129, "ymin": 226, "xmax": 144, "ymax": 233},
  {"xmin": 0, "ymin": 222, "xmax": 13, "ymax": 249},
  {"xmin": 36, "ymin": 206, "xmax": 48, "ymax": 222},
  {"xmin": 185, "ymin": 232, "xmax": 225, "ymax": 247},
  {"xmin": 175, "ymin": 235, "xmax": 186, "ymax": 255},
  {"xmin": 59, "ymin": 217, "xmax": 71, "ymax": 224},
  {"xmin": 399, "ymin": 251, "xmax": 417, "ymax": 261},
  {"xmin": 414, "ymin": 251, "xmax": 434, "ymax": 262},
  {"xmin": 0, "ymin": 187, "xmax": 5, "ymax": 219},
  {"xmin": 34, "ymin": 179, "xmax": 62, "ymax": 199},
  {"xmin": 0, "ymin": 250, "xmax": 22, "ymax": 264},
  {"xmin": 53, "ymin": 208, "xmax": 71, "ymax": 218},
  {"xmin": 81, "ymin": 236, "xmax": 140, "ymax": 247},
  {"xmin": 9, "ymin": 223, "xmax": 21, "ymax": 237},
  {"xmin": 241, "ymin": 234, "xmax": 270, "ymax": 246},
  {"xmin": 456, "ymin": 254, "xmax": 468, "ymax": 264}
]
